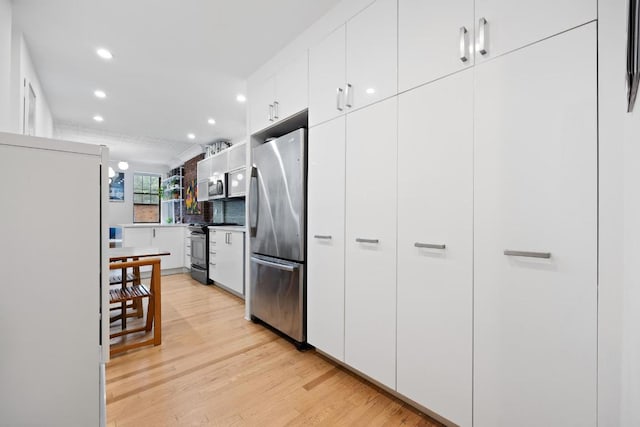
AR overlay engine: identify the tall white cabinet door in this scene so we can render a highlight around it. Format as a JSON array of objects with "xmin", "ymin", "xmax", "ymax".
[
  {"xmin": 307, "ymin": 116, "xmax": 346, "ymax": 361},
  {"xmin": 398, "ymin": 0, "xmax": 474, "ymax": 92},
  {"xmin": 309, "ymin": 25, "xmax": 346, "ymax": 127},
  {"xmin": 345, "ymin": 97, "xmax": 397, "ymax": 389},
  {"xmin": 274, "ymin": 52, "xmax": 308, "ymax": 121},
  {"xmin": 474, "ymin": 24, "xmax": 597, "ymax": 427},
  {"xmin": 397, "ymin": 70, "xmax": 473, "ymax": 427},
  {"xmin": 474, "ymin": 0, "xmax": 595, "ymax": 62},
  {"xmin": 346, "ymin": 0, "xmax": 397, "ymax": 111}
]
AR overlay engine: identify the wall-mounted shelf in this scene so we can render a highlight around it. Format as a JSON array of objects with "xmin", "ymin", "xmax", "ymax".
[{"xmin": 161, "ymin": 167, "xmax": 184, "ymax": 223}]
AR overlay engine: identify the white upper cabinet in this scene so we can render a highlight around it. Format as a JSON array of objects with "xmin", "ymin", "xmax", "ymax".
[
  {"xmin": 345, "ymin": 97, "xmax": 397, "ymax": 390},
  {"xmin": 399, "ymin": 0, "xmax": 474, "ymax": 92},
  {"xmin": 309, "ymin": 25, "xmax": 346, "ymax": 127},
  {"xmin": 309, "ymin": 0, "xmax": 397, "ymax": 125},
  {"xmin": 227, "ymin": 143, "xmax": 246, "ymax": 171},
  {"xmin": 474, "ymin": 0, "xmax": 596, "ymax": 62},
  {"xmin": 249, "ymin": 53, "xmax": 308, "ymax": 134},
  {"xmin": 397, "ymin": 69, "xmax": 473, "ymax": 427},
  {"xmin": 474, "ymin": 24, "xmax": 597, "ymax": 426},
  {"xmin": 346, "ymin": 0, "xmax": 397, "ymax": 111},
  {"xmin": 307, "ymin": 116, "xmax": 346, "ymax": 361}
]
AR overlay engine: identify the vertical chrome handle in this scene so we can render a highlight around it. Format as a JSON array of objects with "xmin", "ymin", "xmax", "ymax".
[
  {"xmin": 345, "ymin": 83, "xmax": 353, "ymax": 108},
  {"xmin": 504, "ymin": 250, "xmax": 551, "ymax": 259},
  {"xmin": 459, "ymin": 26, "xmax": 469, "ymax": 62},
  {"xmin": 478, "ymin": 18, "xmax": 488, "ymax": 55},
  {"xmin": 268, "ymin": 104, "xmax": 274, "ymax": 122},
  {"xmin": 153, "ymin": 228, "xmax": 156, "ymax": 238},
  {"xmin": 228, "ymin": 232, "xmax": 232, "ymax": 244},
  {"xmin": 273, "ymin": 101, "xmax": 279, "ymax": 119},
  {"xmin": 336, "ymin": 87, "xmax": 344, "ymax": 111},
  {"xmin": 249, "ymin": 166, "xmax": 259, "ymax": 238}
]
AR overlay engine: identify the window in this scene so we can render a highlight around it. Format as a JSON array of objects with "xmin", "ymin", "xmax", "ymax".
[{"xmin": 133, "ymin": 173, "xmax": 161, "ymax": 223}]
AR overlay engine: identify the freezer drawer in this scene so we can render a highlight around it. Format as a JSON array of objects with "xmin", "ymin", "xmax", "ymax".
[{"xmin": 250, "ymin": 254, "xmax": 305, "ymax": 343}]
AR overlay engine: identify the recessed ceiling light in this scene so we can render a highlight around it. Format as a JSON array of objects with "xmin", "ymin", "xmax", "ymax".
[
  {"xmin": 187, "ymin": 133, "xmax": 196, "ymax": 140},
  {"xmin": 94, "ymin": 90, "xmax": 106, "ymax": 99},
  {"xmin": 93, "ymin": 115, "xmax": 104, "ymax": 122},
  {"xmin": 207, "ymin": 118, "xmax": 216, "ymax": 125},
  {"xmin": 236, "ymin": 94, "xmax": 246, "ymax": 103},
  {"xmin": 96, "ymin": 48, "xmax": 113, "ymax": 60}
]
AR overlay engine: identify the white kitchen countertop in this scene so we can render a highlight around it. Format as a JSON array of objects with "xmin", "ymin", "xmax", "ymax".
[{"xmin": 117, "ymin": 223, "xmax": 188, "ymax": 228}]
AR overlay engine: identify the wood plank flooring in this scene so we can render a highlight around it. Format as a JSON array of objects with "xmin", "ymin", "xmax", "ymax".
[{"xmin": 106, "ymin": 273, "xmax": 441, "ymax": 426}]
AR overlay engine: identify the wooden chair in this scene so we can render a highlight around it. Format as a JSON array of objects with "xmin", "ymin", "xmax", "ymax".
[
  {"xmin": 109, "ymin": 258, "xmax": 162, "ymax": 356},
  {"xmin": 109, "ymin": 268, "xmax": 143, "ymax": 326}
]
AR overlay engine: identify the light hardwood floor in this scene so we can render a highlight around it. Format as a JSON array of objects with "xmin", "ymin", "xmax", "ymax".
[{"xmin": 107, "ymin": 273, "xmax": 441, "ymax": 426}]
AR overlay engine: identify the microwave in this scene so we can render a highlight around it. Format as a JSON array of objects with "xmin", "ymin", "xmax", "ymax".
[
  {"xmin": 226, "ymin": 167, "xmax": 246, "ymax": 198},
  {"xmin": 208, "ymin": 174, "xmax": 226, "ymax": 199}
]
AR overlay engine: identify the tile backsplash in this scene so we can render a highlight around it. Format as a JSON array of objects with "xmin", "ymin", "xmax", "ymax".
[{"xmin": 213, "ymin": 198, "xmax": 246, "ymax": 225}]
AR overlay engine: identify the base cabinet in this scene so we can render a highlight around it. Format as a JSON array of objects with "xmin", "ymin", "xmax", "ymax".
[
  {"xmin": 345, "ymin": 97, "xmax": 397, "ymax": 389},
  {"xmin": 122, "ymin": 226, "xmax": 185, "ymax": 271},
  {"xmin": 209, "ymin": 229, "xmax": 245, "ymax": 296},
  {"xmin": 473, "ymin": 24, "xmax": 597, "ymax": 426},
  {"xmin": 396, "ymin": 69, "xmax": 473, "ymax": 427}
]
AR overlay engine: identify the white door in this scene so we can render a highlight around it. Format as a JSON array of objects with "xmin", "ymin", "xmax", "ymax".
[
  {"xmin": 474, "ymin": 24, "xmax": 597, "ymax": 427},
  {"xmin": 346, "ymin": 0, "xmax": 397, "ymax": 112},
  {"xmin": 274, "ymin": 52, "xmax": 308, "ymax": 122},
  {"xmin": 307, "ymin": 116, "xmax": 346, "ymax": 361},
  {"xmin": 474, "ymin": 0, "xmax": 596, "ymax": 62},
  {"xmin": 152, "ymin": 227, "xmax": 184, "ymax": 270},
  {"xmin": 227, "ymin": 143, "xmax": 246, "ymax": 170},
  {"xmin": 249, "ymin": 75, "xmax": 276, "ymax": 134},
  {"xmin": 345, "ymin": 97, "xmax": 397, "ymax": 389},
  {"xmin": 309, "ymin": 25, "xmax": 346, "ymax": 127},
  {"xmin": 399, "ymin": 0, "xmax": 474, "ymax": 92},
  {"xmin": 397, "ymin": 69, "xmax": 473, "ymax": 427}
]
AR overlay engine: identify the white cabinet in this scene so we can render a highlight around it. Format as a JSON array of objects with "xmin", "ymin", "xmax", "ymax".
[
  {"xmin": 184, "ymin": 227, "xmax": 191, "ymax": 269},
  {"xmin": 398, "ymin": 0, "xmax": 474, "ymax": 92},
  {"xmin": 345, "ymin": 0, "xmax": 397, "ymax": 111},
  {"xmin": 307, "ymin": 116, "xmax": 346, "ymax": 361},
  {"xmin": 309, "ymin": 0, "xmax": 397, "ymax": 126},
  {"xmin": 473, "ymin": 24, "xmax": 597, "ymax": 427},
  {"xmin": 474, "ymin": 0, "xmax": 596, "ymax": 62},
  {"xmin": 196, "ymin": 157, "xmax": 211, "ymax": 202},
  {"xmin": 396, "ymin": 70, "xmax": 473, "ymax": 427},
  {"xmin": 345, "ymin": 97, "xmax": 397, "ymax": 389},
  {"xmin": 227, "ymin": 142, "xmax": 246, "ymax": 171},
  {"xmin": 309, "ymin": 25, "xmax": 346, "ymax": 127},
  {"xmin": 122, "ymin": 226, "xmax": 185, "ymax": 271},
  {"xmin": 249, "ymin": 53, "xmax": 308, "ymax": 134},
  {"xmin": 209, "ymin": 228, "xmax": 245, "ymax": 296}
]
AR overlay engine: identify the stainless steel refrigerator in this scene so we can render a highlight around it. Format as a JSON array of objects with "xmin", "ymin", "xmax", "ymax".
[{"xmin": 249, "ymin": 128, "xmax": 306, "ymax": 345}]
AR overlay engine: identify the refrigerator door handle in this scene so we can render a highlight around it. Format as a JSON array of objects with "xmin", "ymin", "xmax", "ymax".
[
  {"xmin": 251, "ymin": 256, "xmax": 298, "ymax": 272},
  {"xmin": 249, "ymin": 166, "xmax": 259, "ymax": 237}
]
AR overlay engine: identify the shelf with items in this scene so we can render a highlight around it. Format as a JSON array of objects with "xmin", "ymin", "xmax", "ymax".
[{"xmin": 160, "ymin": 167, "xmax": 184, "ymax": 224}]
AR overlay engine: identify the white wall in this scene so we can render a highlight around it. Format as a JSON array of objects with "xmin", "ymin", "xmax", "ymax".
[
  {"xmin": 0, "ymin": 0, "xmax": 11, "ymax": 132},
  {"xmin": 107, "ymin": 160, "xmax": 168, "ymax": 226}
]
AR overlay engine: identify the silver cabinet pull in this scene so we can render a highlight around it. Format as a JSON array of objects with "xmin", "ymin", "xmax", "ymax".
[
  {"xmin": 314, "ymin": 235, "xmax": 332, "ymax": 240},
  {"xmin": 478, "ymin": 18, "xmax": 488, "ymax": 55},
  {"xmin": 356, "ymin": 238, "xmax": 379, "ymax": 244},
  {"xmin": 504, "ymin": 250, "xmax": 551, "ymax": 259},
  {"xmin": 274, "ymin": 101, "xmax": 279, "ymax": 119},
  {"xmin": 415, "ymin": 242, "xmax": 446, "ymax": 249},
  {"xmin": 336, "ymin": 87, "xmax": 344, "ymax": 111},
  {"xmin": 459, "ymin": 26, "xmax": 469, "ymax": 62},
  {"xmin": 345, "ymin": 83, "xmax": 353, "ymax": 108},
  {"xmin": 268, "ymin": 104, "xmax": 274, "ymax": 122}
]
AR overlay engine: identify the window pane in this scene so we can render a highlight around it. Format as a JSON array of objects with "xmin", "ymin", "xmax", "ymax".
[
  {"xmin": 134, "ymin": 176, "xmax": 143, "ymax": 193},
  {"xmin": 151, "ymin": 195, "xmax": 159, "ymax": 204}
]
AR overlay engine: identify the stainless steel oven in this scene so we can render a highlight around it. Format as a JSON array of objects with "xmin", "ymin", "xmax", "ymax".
[{"xmin": 189, "ymin": 225, "xmax": 208, "ymax": 284}]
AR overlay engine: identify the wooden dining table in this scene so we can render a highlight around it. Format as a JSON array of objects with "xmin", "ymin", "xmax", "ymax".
[{"xmin": 108, "ymin": 247, "xmax": 170, "ymax": 354}]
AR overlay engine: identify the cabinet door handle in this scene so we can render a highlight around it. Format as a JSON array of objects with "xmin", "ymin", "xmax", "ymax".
[
  {"xmin": 268, "ymin": 104, "xmax": 274, "ymax": 122},
  {"xmin": 336, "ymin": 87, "xmax": 344, "ymax": 111},
  {"xmin": 345, "ymin": 83, "xmax": 353, "ymax": 108},
  {"xmin": 153, "ymin": 228, "xmax": 156, "ymax": 238},
  {"xmin": 504, "ymin": 250, "xmax": 551, "ymax": 259},
  {"xmin": 478, "ymin": 17, "xmax": 488, "ymax": 55},
  {"xmin": 273, "ymin": 101, "xmax": 279, "ymax": 119},
  {"xmin": 314, "ymin": 235, "xmax": 332, "ymax": 240},
  {"xmin": 415, "ymin": 242, "xmax": 446, "ymax": 249},
  {"xmin": 356, "ymin": 238, "xmax": 378, "ymax": 244},
  {"xmin": 459, "ymin": 26, "xmax": 469, "ymax": 62}
]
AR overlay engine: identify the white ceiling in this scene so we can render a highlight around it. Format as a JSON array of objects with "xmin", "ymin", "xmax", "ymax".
[{"xmin": 11, "ymin": 0, "xmax": 342, "ymax": 166}]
